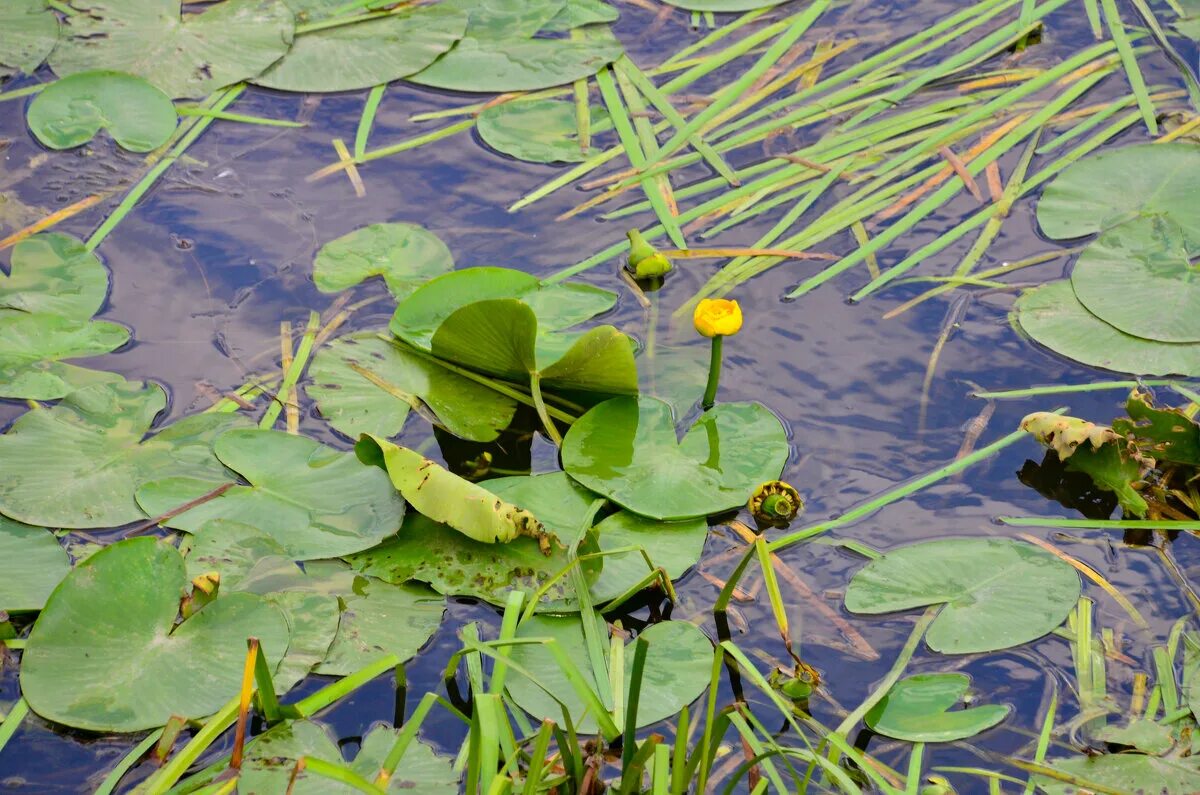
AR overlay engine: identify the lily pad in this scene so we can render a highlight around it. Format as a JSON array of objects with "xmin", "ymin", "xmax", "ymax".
[
  {"xmin": 1113, "ymin": 391, "xmax": 1200, "ymax": 466},
  {"xmin": 542, "ymin": 0, "xmax": 619, "ymax": 31},
  {"xmin": 505, "ymin": 616, "xmax": 712, "ymax": 733},
  {"xmin": 0, "ymin": 233, "xmax": 110, "ymax": 319},
  {"xmin": 1070, "ymin": 217, "xmax": 1200, "ymax": 343},
  {"xmin": 1036, "ymin": 143, "xmax": 1200, "ymax": 243},
  {"xmin": 1095, "ymin": 719, "xmax": 1176, "ymax": 754},
  {"xmin": 49, "ymin": 0, "xmax": 296, "ymax": 99},
  {"xmin": 1035, "ymin": 754, "xmax": 1200, "ymax": 795},
  {"xmin": 430, "ymin": 298, "xmax": 638, "ymax": 397},
  {"xmin": 440, "ymin": 0, "xmax": 567, "ymax": 38},
  {"xmin": 390, "ymin": 267, "xmax": 616, "ymax": 350},
  {"xmin": 589, "ymin": 511, "xmax": 708, "ymax": 603},
  {"xmin": 0, "ymin": 517, "xmax": 70, "ymax": 613},
  {"xmin": 253, "ymin": 1, "xmax": 467, "ymax": 93},
  {"xmin": 307, "ymin": 333, "xmax": 517, "ymax": 442},
  {"xmin": 561, "ymin": 397, "xmax": 789, "ymax": 520},
  {"xmin": 409, "ymin": 35, "xmax": 622, "ymax": 93},
  {"xmin": 136, "ymin": 429, "xmax": 405, "ymax": 559},
  {"xmin": 476, "ymin": 99, "xmax": 604, "ymax": 163},
  {"xmin": 27, "ymin": 70, "xmax": 176, "ymax": 152},
  {"xmin": 20, "ymin": 537, "xmax": 289, "ymax": 732},
  {"xmin": 304, "ymin": 561, "xmax": 444, "ymax": 677},
  {"xmin": 844, "ymin": 538, "xmax": 1080, "ymax": 654},
  {"xmin": 1013, "ymin": 280, "xmax": 1200, "ymax": 376},
  {"xmin": 239, "ymin": 720, "xmax": 458, "ymax": 794},
  {"xmin": 0, "ymin": 312, "xmax": 129, "ymax": 400},
  {"xmin": 0, "ymin": 380, "xmax": 246, "ymax": 528},
  {"xmin": 346, "ymin": 472, "xmax": 600, "ymax": 608},
  {"xmin": 0, "ymin": 0, "xmax": 58, "ymax": 76},
  {"xmin": 864, "ymin": 673, "xmax": 1009, "ymax": 742},
  {"xmin": 312, "ymin": 223, "xmax": 454, "ymax": 299}
]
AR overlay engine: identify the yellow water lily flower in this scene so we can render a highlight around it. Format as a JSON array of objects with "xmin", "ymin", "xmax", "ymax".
[{"xmin": 693, "ymin": 298, "xmax": 743, "ymax": 338}]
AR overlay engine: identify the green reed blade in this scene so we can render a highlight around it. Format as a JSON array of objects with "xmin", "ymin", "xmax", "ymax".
[
  {"xmin": 1100, "ymin": 0, "xmax": 1157, "ymax": 134},
  {"xmin": 661, "ymin": 7, "xmax": 772, "ymax": 67},
  {"xmin": 1083, "ymin": 0, "xmax": 1103, "ymax": 37},
  {"xmin": 0, "ymin": 698, "xmax": 28, "ymax": 757},
  {"xmin": 303, "ymin": 757, "xmax": 387, "ymax": 794},
  {"xmin": 354, "ymin": 84, "xmax": 387, "ymax": 159},
  {"xmin": 175, "ymin": 107, "xmax": 304, "ymax": 127},
  {"xmin": 974, "ymin": 379, "xmax": 1177, "ymax": 398}
]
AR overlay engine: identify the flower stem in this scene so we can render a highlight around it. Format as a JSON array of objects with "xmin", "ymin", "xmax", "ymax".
[
  {"xmin": 702, "ymin": 334, "xmax": 724, "ymax": 409},
  {"xmin": 530, "ymin": 372, "xmax": 564, "ymax": 446}
]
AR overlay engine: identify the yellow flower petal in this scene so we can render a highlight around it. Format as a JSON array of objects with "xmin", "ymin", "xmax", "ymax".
[{"xmin": 693, "ymin": 298, "xmax": 743, "ymax": 338}]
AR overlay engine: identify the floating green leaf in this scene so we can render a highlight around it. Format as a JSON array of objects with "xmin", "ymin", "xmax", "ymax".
[
  {"xmin": 589, "ymin": 511, "xmax": 707, "ymax": 603},
  {"xmin": 410, "ymin": 35, "xmax": 621, "ymax": 93},
  {"xmin": 1036, "ymin": 143, "xmax": 1200, "ymax": 243},
  {"xmin": 239, "ymin": 720, "xmax": 458, "ymax": 794},
  {"xmin": 253, "ymin": 1, "xmax": 467, "ymax": 92},
  {"xmin": 390, "ymin": 267, "xmax": 616, "ymax": 350},
  {"xmin": 505, "ymin": 616, "xmax": 711, "ymax": 732},
  {"xmin": 346, "ymin": 472, "xmax": 600, "ymax": 608},
  {"xmin": 1035, "ymin": 753, "xmax": 1200, "ymax": 795},
  {"xmin": 0, "ymin": 233, "xmax": 110, "ymax": 319},
  {"xmin": 845, "ymin": 538, "xmax": 1080, "ymax": 654},
  {"xmin": 1014, "ymin": 281, "xmax": 1200, "ymax": 376},
  {"xmin": 356, "ymin": 435, "xmax": 552, "ymax": 548},
  {"xmin": 0, "ymin": 0, "xmax": 58, "ymax": 76},
  {"xmin": 0, "ymin": 380, "xmax": 245, "ymax": 528},
  {"xmin": 1070, "ymin": 217, "xmax": 1200, "ymax": 343},
  {"xmin": 304, "ymin": 561, "xmax": 444, "ymax": 677},
  {"xmin": 1095, "ymin": 719, "xmax": 1175, "ymax": 754},
  {"xmin": 49, "ymin": 0, "xmax": 295, "ymax": 99},
  {"xmin": 312, "ymin": 223, "xmax": 454, "ymax": 299},
  {"xmin": 431, "ymin": 298, "xmax": 638, "ymax": 397},
  {"xmin": 20, "ymin": 537, "xmax": 289, "ymax": 732},
  {"xmin": 562, "ymin": 397, "xmax": 788, "ymax": 520},
  {"xmin": 542, "ymin": 0, "xmax": 619, "ymax": 31},
  {"xmin": 864, "ymin": 673, "xmax": 1009, "ymax": 742},
  {"xmin": 0, "ymin": 312, "xmax": 129, "ymax": 400},
  {"xmin": 307, "ymin": 333, "xmax": 517, "ymax": 442},
  {"xmin": 476, "ymin": 99, "xmax": 604, "ymax": 163},
  {"xmin": 136, "ymin": 429, "xmax": 405, "ymax": 559},
  {"xmin": 1113, "ymin": 391, "xmax": 1200, "ymax": 466},
  {"xmin": 0, "ymin": 517, "xmax": 70, "ymax": 613},
  {"xmin": 26, "ymin": 70, "xmax": 176, "ymax": 152}
]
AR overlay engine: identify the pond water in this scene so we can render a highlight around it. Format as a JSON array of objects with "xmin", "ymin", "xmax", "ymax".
[{"xmin": 1, "ymin": 0, "xmax": 1198, "ymax": 792}]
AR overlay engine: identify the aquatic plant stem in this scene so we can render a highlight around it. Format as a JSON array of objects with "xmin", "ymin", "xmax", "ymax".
[
  {"xmin": 529, "ymin": 373, "xmax": 563, "ymax": 446},
  {"xmin": 86, "ymin": 85, "xmax": 245, "ymax": 252},
  {"xmin": 94, "ymin": 728, "xmax": 164, "ymax": 795},
  {"xmin": 702, "ymin": 336, "xmax": 723, "ymax": 410},
  {"xmin": 0, "ymin": 698, "xmax": 28, "ymax": 755}
]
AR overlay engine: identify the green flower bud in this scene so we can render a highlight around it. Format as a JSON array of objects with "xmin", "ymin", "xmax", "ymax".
[
  {"xmin": 626, "ymin": 229, "xmax": 672, "ymax": 279},
  {"xmin": 748, "ymin": 481, "xmax": 803, "ymax": 527}
]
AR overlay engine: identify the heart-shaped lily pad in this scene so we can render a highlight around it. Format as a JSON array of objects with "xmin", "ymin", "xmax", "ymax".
[
  {"xmin": 49, "ymin": 0, "xmax": 296, "ymax": 99},
  {"xmin": 1013, "ymin": 280, "xmax": 1200, "ymax": 376},
  {"xmin": 347, "ymin": 472, "xmax": 600, "ymax": 608},
  {"xmin": 844, "ymin": 538, "xmax": 1080, "ymax": 654},
  {"xmin": 505, "ymin": 616, "xmax": 712, "ymax": 733},
  {"xmin": 476, "ymin": 99, "xmax": 605, "ymax": 163},
  {"xmin": 0, "ymin": 0, "xmax": 58, "ymax": 76},
  {"xmin": 136, "ymin": 428, "xmax": 405, "ymax": 559},
  {"xmin": 430, "ymin": 298, "xmax": 638, "ymax": 397},
  {"xmin": 253, "ymin": 1, "xmax": 467, "ymax": 93},
  {"xmin": 1070, "ymin": 216, "xmax": 1200, "ymax": 343},
  {"xmin": 20, "ymin": 537, "xmax": 289, "ymax": 732},
  {"xmin": 0, "ymin": 517, "xmax": 70, "ymax": 613},
  {"xmin": 390, "ymin": 267, "xmax": 616, "ymax": 350},
  {"xmin": 27, "ymin": 70, "xmax": 176, "ymax": 152},
  {"xmin": 562, "ymin": 397, "xmax": 789, "ymax": 520},
  {"xmin": 1037, "ymin": 143, "xmax": 1200, "ymax": 244},
  {"xmin": 237, "ymin": 720, "xmax": 458, "ymax": 794},
  {"xmin": 589, "ymin": 511, "xmax": 707, "ymax": 603},
  {"xmin": 312, "ymin": 223, "xmax": 454, "ymax": 300},
  {"xmin": 0, "ymin": 312, "xmax": 129, "ymax": 400},
  {"xmin": 307, "ymin": 333, "xmax": 518, "ymax": 442},
  {"xmin": 0, "ymin": 380, "xmax": 246, "ymax": 528},
  {"xmin": 0, "ymin": 233, "xmax": 110, "ymax": 319},
  {"xmin": 1036, "ymin": 754, "xmax": 1200, "ymax": 795},
  {"xmin": 865, "ymin": 673, "xmax": 1010, "ymax": 742}
]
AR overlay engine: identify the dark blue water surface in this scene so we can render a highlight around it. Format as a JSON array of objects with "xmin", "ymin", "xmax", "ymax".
[{"xmin": 1, "ymin": 0, "xmax": 1198, "ymax": 791}]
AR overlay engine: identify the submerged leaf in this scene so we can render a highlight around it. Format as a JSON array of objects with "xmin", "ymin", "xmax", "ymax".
[
  {"xmin": 844, "ymin": 538, "xmax": 1080, "ymax": 654},
  {"xmin": 0, "ymin": 380, "xmax": 246, "ymax": 528},
  {"xmin": 253, "ymin": 0, "xmax": 467, "ymax": 92},
  {"xmin": 476, "ymin": 99, "xmax": 604, "ymax": 163},
  {"xmin": 49, "ymin": 0, "xmax": 295, "ymax": 99},
  {"xmin": 505, "ymin": 616, "xmax": 712, "ymax": 733},
  {"xmin": 312, "ymin": 223, "xmax": 454, "ymax": 299},
  {"xmin": 865, "ymin": 673, "xmax": 1009, "ymax": 742},
  {"xmin": 307, "ymin": 333, "xmax": 517, "ymax": 442},
  {"xmin": 1035, "ymin": 753, "xmax": 1200, "ymax": 795},
  {"xmin": 562, "ymin": 396, "xmax": 789, "ymax": 520},
  {"xmin": 26, "ymin": 70, "xmax": 177, "ymax": 152},
  {"xmin": 410, "ymin": 35, "xmax": 621, "ymax": 93},
  {"xmin": 136, "ymin": 428, "xmax": 406, "ymax": 559},
  {"xmin": 0, "ymin": 312, "xmax": 129, "ymax": 400},
  {"xmin": 20, "ymin": 537, "xmax": 289, "ymax": 731},
  {"xmin": 0, "ymin": 517, "xmax": 71, "ymax": 613},
  {"xmin": 355, "ymin": 434, "xmax": 552, "ymax": 548}
]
